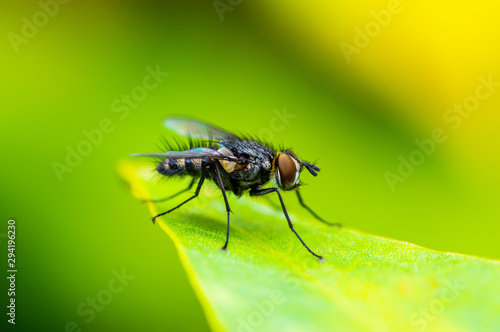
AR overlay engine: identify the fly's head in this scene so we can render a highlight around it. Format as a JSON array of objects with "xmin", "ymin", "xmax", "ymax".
[{"xmin": 273, "ymin": 150, "xmax": 320, "ymax": 191}]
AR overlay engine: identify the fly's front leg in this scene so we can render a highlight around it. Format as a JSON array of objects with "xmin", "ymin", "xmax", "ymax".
[
  {"xmin": 250, "ymin": 187, "xmax": 324, "ymax": 261},
  {"xmin": 296, "ymin": 191, "xmax": 341, "ymax": 227}
]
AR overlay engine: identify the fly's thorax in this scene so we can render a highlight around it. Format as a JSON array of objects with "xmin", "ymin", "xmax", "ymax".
[
  {"xmin": 273, "ymin": 151, "xmax": 302, "ymax": 190},
  {"xmin": 214, "ymin": 139, "xmax": 277, "ymax": 189},
  {"xmin": 217, "ymin": 144, "xmax": 245, "ymax": 174},
  {"xmin": 219, "ymin": 159, "xmax": 244, "ymax": 173}
]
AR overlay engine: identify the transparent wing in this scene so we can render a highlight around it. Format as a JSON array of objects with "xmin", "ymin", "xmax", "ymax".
[
  {"xmin": 131, "ymin": 147, "xmax": 240, "ymax": 161},
  {"xmin": 164, "ymin": 117, "xmax": 239, "ymax": 140}
]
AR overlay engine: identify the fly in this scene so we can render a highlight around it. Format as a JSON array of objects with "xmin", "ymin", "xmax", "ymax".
[{"xmin": 131, "ymin": 117, "xmax": 338, "ymax": 261}]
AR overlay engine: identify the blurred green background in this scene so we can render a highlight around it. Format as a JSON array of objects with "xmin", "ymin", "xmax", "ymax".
[{"xmin": 1, "ymin": 0, "xmax": 499, "ymax": 331}]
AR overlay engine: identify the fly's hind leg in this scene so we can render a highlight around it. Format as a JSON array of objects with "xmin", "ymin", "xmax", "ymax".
[
  {"xmin": 152, "ymin": 175, "xmax": 205, "ymax": 224},
  {"xmin": 143, "ymin": 178, "xmax": 196, "ymax": 203}
]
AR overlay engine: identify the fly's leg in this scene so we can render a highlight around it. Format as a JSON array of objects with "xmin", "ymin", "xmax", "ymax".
[
  {"xmin": 296, "ymin": 191, "xmax": 341, "ymax": 227},
  {"xmin": 143, "ymin": 178, "xmax": 196, "ymax": 203},
  {"xmin": 250, "ymin": 188, "xmax": 324, "ymax": 261},
  {"xmin": 152, "ymin": 175, "xmax": 205, "ymax": 224},
  {"xmin": 214, "ymin": 163, "xmax": 232, "ymax": 251}
]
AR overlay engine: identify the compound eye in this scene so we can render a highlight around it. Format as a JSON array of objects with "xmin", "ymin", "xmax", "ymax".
[{"xmin": 277, "ymin": 153, "xmax": 299, "ymax": 189}]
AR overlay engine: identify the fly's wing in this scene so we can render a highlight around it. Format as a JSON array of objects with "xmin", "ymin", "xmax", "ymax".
[
  {"xmin": 131, "ymin": 147, "xmax": 240, "ymax": 162},
  {"xmin": 164, "ymin": 117, "xmax": 240, "ymax": 140}
]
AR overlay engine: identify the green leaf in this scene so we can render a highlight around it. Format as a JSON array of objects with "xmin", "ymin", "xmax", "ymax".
[{"xmin": 119, "ymin": 160, "xmax": 500, "ymax": 332}]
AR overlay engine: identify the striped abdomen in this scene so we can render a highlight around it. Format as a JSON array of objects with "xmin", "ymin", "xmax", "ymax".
[{"xmin": 156, "ymin": 158, "xmax": 203, "ymax": 176}]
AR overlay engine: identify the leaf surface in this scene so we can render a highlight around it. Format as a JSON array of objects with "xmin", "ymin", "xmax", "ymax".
[{"xmin": 119, "ymin": 160, "xmax": 500, "ymax": 332}]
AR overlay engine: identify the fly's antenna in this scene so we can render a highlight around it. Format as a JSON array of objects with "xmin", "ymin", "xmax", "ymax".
[{"xmin": 301, "ymin": 162, "xmax": 320, "ymax": 177}]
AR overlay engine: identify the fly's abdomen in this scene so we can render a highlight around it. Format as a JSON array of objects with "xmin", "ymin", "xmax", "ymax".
[{"xmin": 156, "ymin": 158, "xmax": 202, "ymax": 176}]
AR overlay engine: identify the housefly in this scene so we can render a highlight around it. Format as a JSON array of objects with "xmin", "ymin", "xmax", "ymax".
[{"xmin": 131, "ymin": 117, "xmax": 337, "ymax": 261}]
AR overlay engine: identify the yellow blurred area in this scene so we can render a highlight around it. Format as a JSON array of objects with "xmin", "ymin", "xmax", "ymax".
[{"xmin": 253, "ymin": 0, "xmax": 500, "ymax": 178}]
